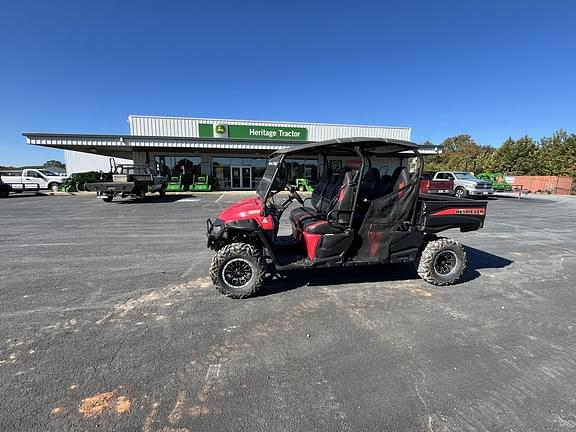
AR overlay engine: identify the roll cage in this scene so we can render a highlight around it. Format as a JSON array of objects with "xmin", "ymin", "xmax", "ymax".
[{"xmin": 257, "ymin": 137, "xmax": 424, "ymax": 230}]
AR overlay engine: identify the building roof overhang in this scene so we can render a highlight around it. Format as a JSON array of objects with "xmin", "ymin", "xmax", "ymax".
[{"xmin": 23, "ymin": 133, "xmax": 441, "ymax": 155}]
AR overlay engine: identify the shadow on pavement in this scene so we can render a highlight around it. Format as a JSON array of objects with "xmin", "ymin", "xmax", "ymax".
[
  {"xmin": 259, "ymin": 246, "xmax": 513, "ymax": 297},
  {"xmin": 4, "ymin": 193, "xmax": 51, "ymax": 199},
  {"xmin": 458, "ymin": 246, "xmax": 513, "ymax": 283},
  {"xmin": 114, "ymin": 195, "xmax": 199, "ymax": 203},
  {"xmin": 260, "ymin": 263, "xmax": 418, "ymax": 297}
]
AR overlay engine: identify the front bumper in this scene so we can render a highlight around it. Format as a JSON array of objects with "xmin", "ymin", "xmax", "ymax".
[
  {"xmin": 468, "ymin": 188, "xmax": 494, "ymax": 196},
  {"xmin": 206, "ymin": 218, "xmax": 225, "ymax": 248}
]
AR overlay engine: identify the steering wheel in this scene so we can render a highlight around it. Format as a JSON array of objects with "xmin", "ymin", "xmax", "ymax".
[{"xmin": 289, "ymin": 186, "xmax": 305, "ymax": 205}]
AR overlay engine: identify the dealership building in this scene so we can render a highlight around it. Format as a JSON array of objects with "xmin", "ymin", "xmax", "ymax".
[{"xmin": 24, "ymin": 115, "xmax": 438, "ymax": 190}]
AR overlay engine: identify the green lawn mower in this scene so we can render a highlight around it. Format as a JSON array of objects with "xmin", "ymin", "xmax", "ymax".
[
  {"xmin": 291, "ymin": 178, "xmax": 315, "ymax": 192},
  {"xmin": 165, "ymin": 175, "xmax": 212, "ymax": 192},
  {"xmin": 165, "ymin": 175, "xmax": 193, "ymax": 192},
  {"xmin": 189, "ymin": 175, "xmax": 212, "ymax": 192}
]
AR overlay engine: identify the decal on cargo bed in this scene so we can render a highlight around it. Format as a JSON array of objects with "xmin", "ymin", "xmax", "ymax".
[{"xmin": 432, "ymin": 208, "xmax": 486, "ymax": 216}]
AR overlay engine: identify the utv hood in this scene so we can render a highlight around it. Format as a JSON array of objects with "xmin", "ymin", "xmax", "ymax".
[{"xmin": 216, "ymin": 196, "xmax": 274, "ymax": 231}]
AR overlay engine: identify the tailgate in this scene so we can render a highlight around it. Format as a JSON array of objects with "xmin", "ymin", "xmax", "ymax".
[
  {"xmin": 428, "ymin": 180, "xmax": 453, "ymax": 191},
  {"xmin": 85, "ymin": 182, "xmax": 136, "ymax": 193},
  {"xmin": 418, "ymin": 194, "xmax": 487, "ymax": 233}
]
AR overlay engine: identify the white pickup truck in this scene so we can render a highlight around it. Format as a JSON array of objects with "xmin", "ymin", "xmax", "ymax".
[
  {"xmin": 433, "ymin": 171, "xmax": 494, "ymax": 198},
  {"xmin": 0, "ymin": 168, "xmax": 68, "ymax": 192}
]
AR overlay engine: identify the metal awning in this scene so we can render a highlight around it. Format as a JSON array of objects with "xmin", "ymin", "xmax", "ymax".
[
  {"xmin": 23, "ymin": 133, "xmax": 441, "ymax": 155},
  {"xmin": 23, "ymin": 133, "xmax": 294, "ymax": 151}
]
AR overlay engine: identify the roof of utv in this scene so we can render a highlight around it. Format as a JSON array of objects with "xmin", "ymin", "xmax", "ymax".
[{"xmin": 272, "ymin": 137, "xmax": 420, "ymax": 157}]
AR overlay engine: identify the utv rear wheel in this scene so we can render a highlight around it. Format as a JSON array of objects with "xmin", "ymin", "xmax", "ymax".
[
  {"xmin": 210, "ymin": 243, "xmax": 265, "ymax": 299},
  {"xmin": 416, "ymin": 238, "xmax": 466, "ymax": 285}
]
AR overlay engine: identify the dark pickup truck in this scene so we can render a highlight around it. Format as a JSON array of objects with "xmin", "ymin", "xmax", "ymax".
[{"xmin": 85, "ymin": 163, "xmax": 167, "ymax": 202}]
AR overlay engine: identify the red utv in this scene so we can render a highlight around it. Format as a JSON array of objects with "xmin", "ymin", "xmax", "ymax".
[{"xmin": 206, "ymin": 138, "xmax": 487, "ymax": 298}]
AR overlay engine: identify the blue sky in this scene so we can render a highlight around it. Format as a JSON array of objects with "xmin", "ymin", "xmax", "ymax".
[{"xmin": 1, "ymin": 0, "xmax": 575, "ymax": 166}]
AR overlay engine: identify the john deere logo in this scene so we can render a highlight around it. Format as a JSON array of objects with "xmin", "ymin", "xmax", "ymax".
[{"xmin": 215, "ymin": 125, "xmax": 226, "ymax": 134}]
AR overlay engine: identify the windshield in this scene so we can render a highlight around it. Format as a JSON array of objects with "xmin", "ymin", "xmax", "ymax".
[
  {"xmin": 256, "ymin": 155, "xmax": 285, "ymax": 200},
  {"xmin": 39, "ymin": 169, "xmax": 60, "ymax": 176},
  {"xmin": 454, "ymin": 172, "xmax": 479, "ymax": 180}
]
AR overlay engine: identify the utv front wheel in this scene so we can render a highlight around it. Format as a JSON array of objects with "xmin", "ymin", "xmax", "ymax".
[
  {"xmin": 210, "ymin": 243, "xmax": 265, "ymax": 298},
  {"xmin": 416, "ymin": 238, "xmax": 466, "ymax": 285}
]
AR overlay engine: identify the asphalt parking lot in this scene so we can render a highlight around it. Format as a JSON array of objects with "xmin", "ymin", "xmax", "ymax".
[{"xmin": 1, "ymin": 192, "xmax": 576, "ymax": 431}]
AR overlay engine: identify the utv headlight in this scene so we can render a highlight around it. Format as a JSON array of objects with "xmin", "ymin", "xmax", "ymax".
[{"xmin": 212, "ymin": 219, "xmax": 224, "ymax": 235}]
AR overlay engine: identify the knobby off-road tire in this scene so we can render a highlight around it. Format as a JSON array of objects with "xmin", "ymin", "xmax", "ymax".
[
  {"xmin": 416, "ymin": 237, "xmax": 466, "ymax": 286},
  {"xmin": 210, "ymin": 243, "xmax": 265, "ymax": 299}
]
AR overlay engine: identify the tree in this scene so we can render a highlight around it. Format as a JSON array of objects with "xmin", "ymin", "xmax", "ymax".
[
  {"xmin": 538, "ymin": 130, "xmax": 576, "ymax": 177},
  {"xmin": 422, "ymin": 130, "xmax": 575, "ymax": 181},
  {"xmin": 491, "ymin": 136, "xmax": 539, "ymax": 175},
  {"xmin": 424, "ymin": 135, "xmax": 496, "ymax": 174},
  {"xmin": 44, "ymin": 160, "xmax": 66, "ymax": 169}
]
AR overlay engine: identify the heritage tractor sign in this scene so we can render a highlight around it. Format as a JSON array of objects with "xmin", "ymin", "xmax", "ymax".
[{"xmin": 199, "ymin": 123, "xmax": 308, "ymax": 141}]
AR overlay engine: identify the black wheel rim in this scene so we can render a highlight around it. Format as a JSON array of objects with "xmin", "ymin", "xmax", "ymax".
[
  {"xmin": 222, "ymin": 258, "xmax": 253, "ymax": 289},
  {"xmin": 434, "ymin": 250, "xmax": 457, "ymax": 275}
]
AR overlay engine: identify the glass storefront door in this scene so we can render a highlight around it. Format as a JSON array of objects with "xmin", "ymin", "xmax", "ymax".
[{"xmin": 231, "ymin": 166, "xmax": 252, "ymax": 189}]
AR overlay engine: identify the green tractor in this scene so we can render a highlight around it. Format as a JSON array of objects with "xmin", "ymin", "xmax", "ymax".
[{"xmin": 477, "ymin": 172, "xmax": 512, "ymax": 192}]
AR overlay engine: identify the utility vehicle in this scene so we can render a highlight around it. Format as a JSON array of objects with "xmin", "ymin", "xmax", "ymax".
[
  {"xmin": 85, "ymin": 160, "xmax": 166, "ymax": 202},
  {"xmin": 206, "ymin": 138, "xmax": 487, "ymax": 298}
]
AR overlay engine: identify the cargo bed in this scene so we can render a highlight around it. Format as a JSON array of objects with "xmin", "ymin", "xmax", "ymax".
[{"xmin": 417, "ymin": 193, "xmax": 487, "ymax": 233}]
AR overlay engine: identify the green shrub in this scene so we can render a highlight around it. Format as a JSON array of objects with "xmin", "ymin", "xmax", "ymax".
[{"xmin": 59, "ymin": 171, "xmax": 112, "ymax": 192}]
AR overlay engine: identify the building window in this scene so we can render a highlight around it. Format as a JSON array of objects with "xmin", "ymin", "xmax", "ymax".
[
  {"xmin": 155, "ymin": 156, "xmax": 201, "ymax": 179},
  {"xmin": 285, "ymin": 158, "xmax": 318, "ymax": 183}
]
